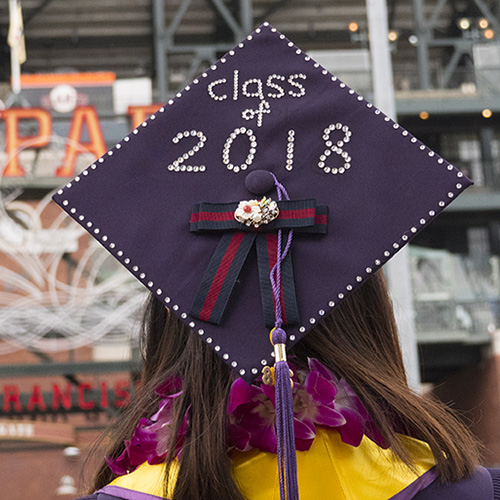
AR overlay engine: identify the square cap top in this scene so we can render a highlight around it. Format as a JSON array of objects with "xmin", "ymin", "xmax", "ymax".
[{"xmin": 53, "ymin": 23, "xmax": 471, "ymax": 382}]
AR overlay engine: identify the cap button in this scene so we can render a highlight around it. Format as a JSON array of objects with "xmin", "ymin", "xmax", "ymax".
[{"xmin": 245, "ymin": 170, "xmax": 275, "ymax": 195}]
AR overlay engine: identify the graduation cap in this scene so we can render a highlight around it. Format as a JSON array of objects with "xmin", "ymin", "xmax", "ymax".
[{"xmin": 53, "ymin": 23, "xmax": 471, "ymax": 499}]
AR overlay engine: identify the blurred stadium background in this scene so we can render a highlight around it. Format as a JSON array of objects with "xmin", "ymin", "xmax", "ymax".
[{"xmin": 0, "ymin": 0, "xmax": 500, "ymax": 497}]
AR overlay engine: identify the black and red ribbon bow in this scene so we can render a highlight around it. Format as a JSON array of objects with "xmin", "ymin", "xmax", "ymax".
[{"xmin": 189, "ymin": 199, "xmax": 328, "ymax": 326}]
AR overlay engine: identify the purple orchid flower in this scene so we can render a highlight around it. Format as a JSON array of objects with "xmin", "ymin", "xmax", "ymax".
[
  {"xmin": 106, "ymin": 390, "xmax": 188, "ymax": 475},
  {"xmin": 307, "ymin": 358, "xmax": 386, "ymax": 448}
]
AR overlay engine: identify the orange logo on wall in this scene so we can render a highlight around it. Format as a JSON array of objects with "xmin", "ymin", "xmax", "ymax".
[{"xmin": 1, "ymin": 104, "xmax": 161, "ymax": 178}]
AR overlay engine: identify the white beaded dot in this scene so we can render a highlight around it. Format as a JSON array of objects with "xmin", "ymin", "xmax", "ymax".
[
  {"xmin": 198, "ymin": 329, "xmax": 204, "ymax": 335},
  {"xmin": 147, "ymin": 281, "xmax": 153, "ymax": 287},
  {"xmin": 164, "ymin": 297, "xmax": 171, "ymax": 303}
]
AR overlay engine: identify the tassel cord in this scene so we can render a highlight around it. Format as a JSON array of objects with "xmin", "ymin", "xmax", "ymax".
[{"xmin": 269, "ymin": 174, "xmax": 294, "ymax": 327}]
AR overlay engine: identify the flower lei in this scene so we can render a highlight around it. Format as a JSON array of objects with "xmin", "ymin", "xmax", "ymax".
[{"xmin": 107, "ymin": 359, "xmax": 385, "ymax": 476}]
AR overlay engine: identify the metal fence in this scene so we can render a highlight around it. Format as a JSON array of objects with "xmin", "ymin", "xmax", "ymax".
[{"xmin": 414, "ymin": 298, "xmax": 497, "ymax": 342}]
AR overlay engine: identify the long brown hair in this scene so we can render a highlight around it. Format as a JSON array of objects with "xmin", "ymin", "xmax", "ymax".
[{"xmin": 92, "ymin": 272, "xmax": 480, "ymax": 499}]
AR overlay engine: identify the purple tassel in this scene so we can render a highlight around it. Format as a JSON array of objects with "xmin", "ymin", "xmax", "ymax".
[
  {"xmin": 272, "ymin": 327, "xmax": 299, "ymax": 500},
  {"xmin": 268, "ymin": 174, "xmax": 299, "ymax": 499}
]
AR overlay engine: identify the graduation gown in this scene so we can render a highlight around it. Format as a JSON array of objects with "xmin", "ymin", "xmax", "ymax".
[{"xmin": 78, "ymin": 428, "xmax": 500, "ymax": 500}]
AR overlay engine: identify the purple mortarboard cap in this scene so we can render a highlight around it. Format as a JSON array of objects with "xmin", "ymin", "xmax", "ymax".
[{"xmin": 53, "ymin": 23, "xmax": 471, "ymax": 383}]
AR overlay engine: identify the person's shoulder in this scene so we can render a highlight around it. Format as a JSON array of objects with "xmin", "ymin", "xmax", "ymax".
[
  {"xmin": 73, "ymin": 493, "xmax": 132, "ymax": 500},
  {"xmin": 411, "ymin": 467, "xmax": 500, "ymax": 500},
  {"xmin": 74, "ymin": 495, "xmax": 120, "ymax": 500},
  {"xmin": 74, "ymin": 494, "xmax": 141, "ymax": 500}
]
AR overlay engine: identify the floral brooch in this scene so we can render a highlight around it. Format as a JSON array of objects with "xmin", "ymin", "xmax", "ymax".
[{"xmin": 234, "ymin": 197, "xmax": 279, "ymax": 227}]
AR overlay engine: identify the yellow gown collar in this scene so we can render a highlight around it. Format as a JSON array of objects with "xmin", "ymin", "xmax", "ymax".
[{"xmin": 108, "ymin": 428, "xmax": 436, "ymax": 500}]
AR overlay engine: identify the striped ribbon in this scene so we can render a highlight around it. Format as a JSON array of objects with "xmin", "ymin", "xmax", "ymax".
[{"xmin": 189, "ymin": 199, "xmax": 328, "ymax": 326}]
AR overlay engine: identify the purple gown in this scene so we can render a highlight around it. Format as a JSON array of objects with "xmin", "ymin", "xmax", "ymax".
[{"xmin": 76, "ymin": 467, "xmax": 500, "ymax": 500}]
